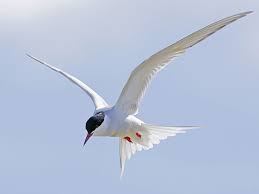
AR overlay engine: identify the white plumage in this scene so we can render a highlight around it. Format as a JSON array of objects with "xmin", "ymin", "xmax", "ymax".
[{"xmin": 27, "ymin": 11, "xmax": 251, "ymax": 177}]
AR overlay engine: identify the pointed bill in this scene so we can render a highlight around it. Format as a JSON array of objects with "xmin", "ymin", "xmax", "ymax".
[{"xmin": 83, "ymin": 133, "xmax": 93, "ymax": 146}]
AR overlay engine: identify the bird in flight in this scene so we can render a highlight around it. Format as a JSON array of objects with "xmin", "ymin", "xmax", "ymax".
[{"xmin": 27, "ymin": 11, "xmax": 251, "ymax": 177}]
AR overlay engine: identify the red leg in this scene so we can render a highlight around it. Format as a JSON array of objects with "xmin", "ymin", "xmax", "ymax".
[
  {"xmin": 124, "ymin": 136, "xmax": 132, "ymax": 143},
  {"xmin": 136, "ymin": 132, "xmax": 142, "ymax": 138}
]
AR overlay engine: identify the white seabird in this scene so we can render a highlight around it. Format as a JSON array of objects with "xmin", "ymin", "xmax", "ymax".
[{"xmin": 27, "ymin": 11, "xmax": 252, "ymax": 177}]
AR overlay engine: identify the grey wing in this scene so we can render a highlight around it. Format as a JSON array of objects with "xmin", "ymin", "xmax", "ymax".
[
  {"xmin": 115, "ymin": 11, "xmax": 252, "ymax": 115},
  {"xmin": 27, "ymin": 54, "xmax": 109, "ymax": 111}
]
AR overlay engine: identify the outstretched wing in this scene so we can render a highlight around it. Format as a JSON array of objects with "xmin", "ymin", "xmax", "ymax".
[
  {"xmin": 27, "ymin": 54, "xmax": 109, "ymax": 111},
  {"xmin": 115, "ymin": 11, "xmax": 252, "ymax": 115}
]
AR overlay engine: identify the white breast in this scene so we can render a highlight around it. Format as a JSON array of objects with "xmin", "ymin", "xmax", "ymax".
[{"xmin": 93, "ymin": 108, "xmax": 143, "ymax": 137}]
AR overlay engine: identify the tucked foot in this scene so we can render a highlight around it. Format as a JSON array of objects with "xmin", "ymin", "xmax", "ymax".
[
  {"xmin": 135, "ymin": 132, "xmax": 142, "ymax": 138},
  {"xmin": 124, "ymin": 136, "xmax": 132, "ymax": 143}
]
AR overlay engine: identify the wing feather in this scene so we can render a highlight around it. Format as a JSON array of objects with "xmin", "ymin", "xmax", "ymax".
[
  {"xmin": 115, "ymin": 11, "xmax": 252, "ymax": 115},
  {"xmin": 27, "ymin": 54, "xmax": 109, "ymax": 111}
]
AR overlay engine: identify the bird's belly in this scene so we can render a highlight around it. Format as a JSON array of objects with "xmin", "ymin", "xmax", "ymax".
[{"xmin": 94, "ymin": 123, "xmax": 129, "ymax": 137}]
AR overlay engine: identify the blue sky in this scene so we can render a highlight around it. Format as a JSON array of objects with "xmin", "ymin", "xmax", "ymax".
[{"xmin": 0, "ymin": 0, "xmax": 258, "ymax": 193}]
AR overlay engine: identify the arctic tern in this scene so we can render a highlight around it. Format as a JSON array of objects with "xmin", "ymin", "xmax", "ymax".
[{"xmin": 27, "ymin": 11, "xmax": 251, "ymax": 177}]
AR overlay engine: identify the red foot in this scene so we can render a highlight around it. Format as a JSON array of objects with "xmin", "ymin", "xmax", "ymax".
[
  {"xmin": 124, "ymin": 136, "xmax": 132, "ymax": 143},
  {"xmin": 136, "ymin": 132, "xmax": 142, "ymax": 138}
]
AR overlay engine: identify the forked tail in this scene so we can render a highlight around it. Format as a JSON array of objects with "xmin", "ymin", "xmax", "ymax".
[{"xmin": 119, "ymin": 123, "xmax": 199, "ymax": 177}]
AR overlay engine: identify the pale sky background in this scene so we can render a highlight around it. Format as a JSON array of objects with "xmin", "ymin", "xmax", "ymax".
[{"xmin": 0, "ymin": 0, "xmax": 258, "ymax": 193}]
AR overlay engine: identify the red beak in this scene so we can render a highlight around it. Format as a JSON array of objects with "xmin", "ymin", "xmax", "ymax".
[{"xmin": 83, "ymin": 133, "xmax": 93, "ymax": 146}]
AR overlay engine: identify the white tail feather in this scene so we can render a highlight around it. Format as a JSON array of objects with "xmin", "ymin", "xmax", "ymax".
[{"xmin": 119, "ymin": 124, "xmax": 198, "ymax": 177}]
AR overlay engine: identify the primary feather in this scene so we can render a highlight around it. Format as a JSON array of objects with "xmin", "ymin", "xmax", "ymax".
[
  {"xmin": 26, "ymin": 54, "xmax": 109, "ymax": 111},
  {"xmin": 115, "ymin": 11, "xmax": 252, "ymax": 116}
]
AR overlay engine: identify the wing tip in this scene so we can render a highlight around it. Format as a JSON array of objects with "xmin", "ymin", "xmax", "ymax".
[
  {"xmin": 239, "ymin": 11, "xmax": 253, "ymax": 18},
  {"xmin": 26, "ymin": 53, "xmax": 34, "ymax": 60},
  {"xmin": 233, "ymin": 11, "xmax": 253, "ymax": 20},
  {"xmin": 242, "ymin": 11, "xmax": 253, "ymax": 15},
  {"xmin": 26, "ymin": 53, "xmax": 45, "ymax": 65},
  {"xmin": 26, "ymin": 53, "xmax": 60, "ymax": 72}
]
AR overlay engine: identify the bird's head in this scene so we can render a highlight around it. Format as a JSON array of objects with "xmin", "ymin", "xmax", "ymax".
[{"xmin": 83, "ymin": 112, "xmax": 105, "ymax": 145}]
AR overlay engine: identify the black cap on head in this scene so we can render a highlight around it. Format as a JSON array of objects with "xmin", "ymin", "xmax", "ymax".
[{"xmin": 85, "ymin": 112, "xmax": 105, "ymax": 134}]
